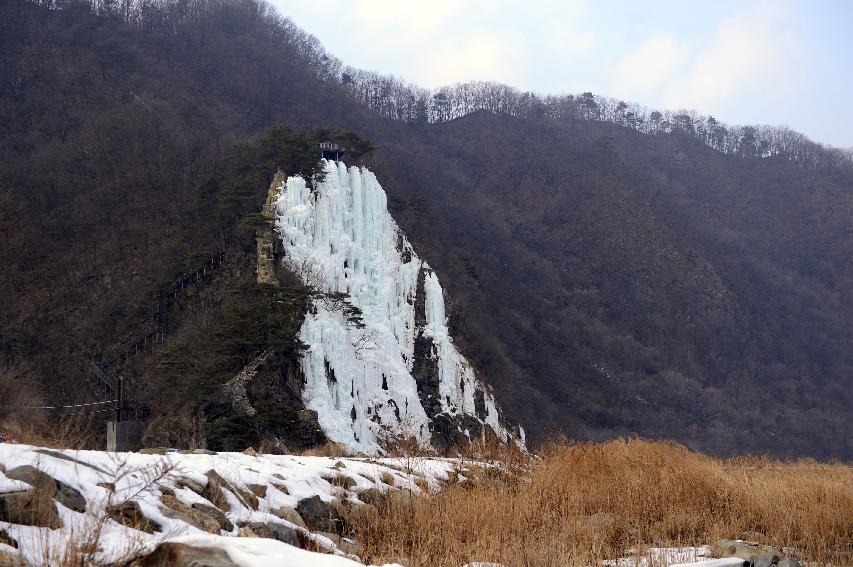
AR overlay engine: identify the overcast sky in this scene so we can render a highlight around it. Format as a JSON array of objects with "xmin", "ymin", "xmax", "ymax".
[{"xmin": 268, "ymin": 0, "xmax": 852, "ymax": 148}]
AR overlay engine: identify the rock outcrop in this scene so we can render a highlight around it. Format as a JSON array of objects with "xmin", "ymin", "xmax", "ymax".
[
  {"xmin": 0, "ymin": 490, "xmax": 62, "ymax": 529},
  {"xmin": 140, "ymin": 543, "xmax": 238, "ymax": 567},
  {"xmin": 4, "ymin": 466, "xmax": 85, "ymax": 513}
]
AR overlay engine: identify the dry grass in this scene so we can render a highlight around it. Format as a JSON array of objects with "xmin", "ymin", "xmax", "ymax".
[
  {"xmin": 299, "ymin": 441, "xmax": 355, "ymax": 458},
  {"xmin": 1, "ymin": 414, "xmax": 102, "ymax": 449},
  {"xmin": 356, "ymin": 439, "xmax": 853, "ymax": 567}
]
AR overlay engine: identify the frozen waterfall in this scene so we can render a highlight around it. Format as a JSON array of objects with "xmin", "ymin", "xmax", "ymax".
[{"xmin": 273, "ymin": 160, "xmax": 517, "ymax": 453}]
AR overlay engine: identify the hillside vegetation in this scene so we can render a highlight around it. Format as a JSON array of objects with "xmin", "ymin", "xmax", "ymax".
[{"xmin": 1, "ymin": 0, "xmax": 852, "ymax": 458}]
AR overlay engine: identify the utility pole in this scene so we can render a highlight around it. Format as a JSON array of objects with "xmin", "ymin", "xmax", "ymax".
[{"xmin": 116, "ymin": 375, "xmax": 124, "ymax": 423}]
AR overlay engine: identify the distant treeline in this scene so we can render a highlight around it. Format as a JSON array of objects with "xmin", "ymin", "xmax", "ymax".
[{"xmin": 29, "ymin": 0, "xmax": 852, "ymax": 173}]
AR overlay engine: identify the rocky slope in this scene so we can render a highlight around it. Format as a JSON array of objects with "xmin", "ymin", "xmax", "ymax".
[{"xmin": 0, "ymin": 444, "xmax": 458, "ymax": 566}]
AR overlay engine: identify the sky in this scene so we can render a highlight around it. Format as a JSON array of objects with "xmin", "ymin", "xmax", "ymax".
[{"xmin": 268, "ymin": 0, "xmax": 852, "ymax": 148}]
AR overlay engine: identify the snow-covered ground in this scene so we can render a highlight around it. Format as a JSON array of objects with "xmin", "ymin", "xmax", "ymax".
[
  {"xmin": 0, "ymin": 444, "xmax": 457, "ymax": 566},
  {"xmin": 274, "ymin": 160, "xmax": 519, "ymax": 453},
  {"xmin": 0, "ymin": 444, "xmax": 754, "ymax": 567}
]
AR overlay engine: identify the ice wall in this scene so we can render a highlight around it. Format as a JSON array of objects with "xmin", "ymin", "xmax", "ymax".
[{"xmin": 274, "ymin": 160, "xmax": 517, "ymax": 453}]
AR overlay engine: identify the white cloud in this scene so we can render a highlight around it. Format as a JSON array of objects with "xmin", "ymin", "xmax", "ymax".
[
  {"xmin": 617, "ymin": 32, "xmax": 688, "ymax": 93},
  {"xmin": 663, "ymin": 0, "xmax": 802, "ymax": 110},
  {"xmin": 419, "ymin": 30, "xmax": 522, "ymax": 86},
  {"xmin": 530, "ymin": 0, "xmax": 597, "ymax": 57},
  {"xmin": 348, "ymin": 0, "xmax": 462, "ymax": 44}
]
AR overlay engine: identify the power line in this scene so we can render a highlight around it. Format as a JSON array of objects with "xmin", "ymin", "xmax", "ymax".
[{"xmin": 1, "ymin": 399, "xmax": 118, "ymax": 410}]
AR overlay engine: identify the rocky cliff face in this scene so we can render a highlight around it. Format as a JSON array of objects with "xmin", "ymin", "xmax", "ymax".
[{"xmin": 273, "ymin": 160, "xmax": 523, "ymax": 453}]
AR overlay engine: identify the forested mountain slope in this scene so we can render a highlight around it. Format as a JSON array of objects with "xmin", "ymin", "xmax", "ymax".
[{"xmin": 1, "ymin": 0, "xmax": 851, "ymax": 458}]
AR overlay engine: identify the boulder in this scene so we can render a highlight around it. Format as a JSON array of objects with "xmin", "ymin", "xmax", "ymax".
[
  {"xmin": 181, "ymin": 449, "xmax": 217, "ymax": 455},
  {"xmin": 4, "ymin": 466, "xmax": 86, "ymax": 513},
  {"xmin": 296, "ymin": 495, "xmax": 342, "ymax": 534},
  {"xmin": 384, "ymin": 488, "xmax": 416, "ymax": 508},
  {"xmin": 205, "ymin": 471, "xmax": 258, "ymax": 511},
  {"xmin": 191, "ymin": 502, "xmax": 233, "ymax": 532},
  {"xmin": 339, "ymin": 501, "xmax": 377, "ymax": 530},
  {"xmin": 236, "ymin": 521, "xmax": 300, "ymax": 547},
  {"xmin": 242, "ymin": 447, "xmax": 259, "ymax": 457},
  {"xmin": 270, "ymin": 505, "xmax": 306, "ymax": 529},
  {"xmin": 107, "ymin": 500, "xmax": 161, "ymax": 533},
  {"xmin": 140, "ymin": 542, "xmax": 238, "ymax": 567},
  {"xmin": 315, "ymin": 531, "xmax": 362, "ymax": 556},
  {"xmin": 0, "ymin": 490, "xmax": 63, "ymax": 529},
  {"xmin": 0, "ymin": 529, "xmax": 17, "ymax": 548},
  {"xmin": 357, "ymin": 488, "xmax": 385, "ymax": 507},
  {"xmin": 271, "ymin": 482, "xmax": 289, "ymax": 495},
  {"xmin": 160, "ymin": 494, "xmax": 219, "ymax": 533},
  {"xmin": 246, "ymin": 483, "xmax": 267, "ymax": 498},
  {"xmin": 0, "ymin": 551, "xmax": 31, "ymax": 567},
  {"xmin": 237, "ymin": 526, "xmax": 257, "ymax": 538},
  {"xmin": 752, "ymin": 556, "xmax": 780, "ymax": 567},
  {"xmin": 175, "ymin": 476, "xmax": 207, "ymax": 496},
  {"xmin": 323, "ymin": 474, "xmax": 357, "ymax": 490},
  {"xmin": 712, "ymin": 540, "xmax": 784, "ymax": 562}
]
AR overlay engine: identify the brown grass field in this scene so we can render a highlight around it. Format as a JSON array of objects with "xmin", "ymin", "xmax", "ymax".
[{"xmin": 357, "ymin": 439, "xmax": 853, "ymax": 567}]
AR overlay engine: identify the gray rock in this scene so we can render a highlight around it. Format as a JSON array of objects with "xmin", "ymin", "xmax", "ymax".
[
  {"xmin": 0, "ymin": 550, "xmax": 32, "ymax": 567},
  {"xmin": 191, "ymin": 502, "xmax": 234, "ymax": 532},
  {"xmin": 175, "ymin": 476, "xmax": 207, "ymax": 496},
  {"xmin": 160, "ymin": 495, "xmax": 219, "ymax": 533},
  {"xmin": 752, "ymin": 556, "xmax": 779, "ymax": 567},
  {"xmin": 237, "ymin": 526, "xmax": 258, "ymax": 538},
  {"xmin": 357, "ymin": 487, "xmax": 385, "ymax": 507},
  {"xmin": 316, "ymin": 531, "xmax": 362, "ymax": 556},
  {"xmin": 323, "ymin": 474, "xmax": 357, "ymax": 489},
  {"xmin": 296, "ymin": 495, "xmax": 342, "ymax": 534},
  {"xmin": 140, "ymin": 542, "xmax": 238, "ymax": 567},
  {"xmin": 270, "ymin": 505, "xmax": 306, "ymax": 528},
  {"xmin": 107, "ymin": 500, "xmax": 161, "ymax": 533},
  {"xmin": 776, "ymin": 559, "xmax": 802, "ymax": 567},
  {"xmin": 246, "ymin": 483, "xmax": 267, "ymax": 498},
  {"xmin": 205, "ymin": 470, "xmax": 258, "ymax": 511},
  {"xmin": 0, "ymin": 490, "xmax": 63, "ymax": 529},
  {"xmin": 5, "ymin": 466, "xmax": 86, "ymax": 513},
  {"xmin": 339, "ymin": 501, "xmax": 377, "ymax": 530},
  {"xmin": 712, "ymin": 540, "xmax": 780, "ymax": 562},
  {"xmin": 0, "ymin": 529, "xmax": 17, "ymax": 548},
  {"xmin": 236, "ymin": 521, "xmax": 300, "ymax": 548}
]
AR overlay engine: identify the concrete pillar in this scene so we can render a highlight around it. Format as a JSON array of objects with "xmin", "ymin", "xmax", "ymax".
[{"xmin": 107, "ymin": 421, "xmax": 146, "ymax": 452}]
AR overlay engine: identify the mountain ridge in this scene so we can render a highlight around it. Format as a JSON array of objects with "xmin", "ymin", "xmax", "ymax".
[{"xmin": 1, "ymin": 0, "xmax": 851, "ymax": 458}]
